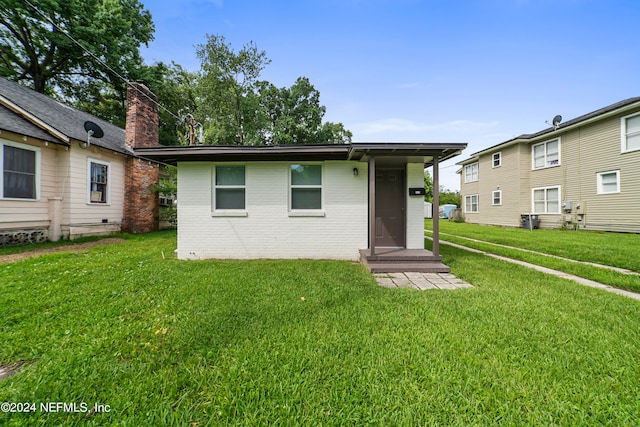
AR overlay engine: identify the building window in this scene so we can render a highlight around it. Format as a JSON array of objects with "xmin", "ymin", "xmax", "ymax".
[
  {"xmin": 597, "ymin": 170, "xmax": 620, "ymax": 194},
  {"xmin": 532, "ymin": 186, "xmax": 560, "ymax": 214},
  {"xmin": 464, "ymin": 163, "xmax": 479, "ymax": 183},
  {"xmin": 492, "ymin": 190, "xmax": 502, "ymax": 206},
  {"xmin": 1, "ymin": 141, "xmax": 39, "ymax": 200},
  {"xmin": 532, "ymin": 138, "xmax": 560, "ymax": 169},
  {"xmin": 215, "ymin": 165, "xmax": 245, "ymax": 210},
  {"xmin": 464, "ymin": 194, "xmax": 479, "ymax": 213},
  {"xmin": 622, "ymin": 113, "xmax": 640, "ymax": 152},
  {"xmin": 88, "ymin": 159, "xmax": 110, "ymax": 204},
  {"xmin": 290, "ymin": 164, "xmax": 322, "ymax": 210},
  {"xmin": 492, "ymin": 152, "xmax": 502, "ymax": 168}
]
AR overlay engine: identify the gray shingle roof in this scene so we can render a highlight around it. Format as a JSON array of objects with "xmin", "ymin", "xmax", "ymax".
[
  {"xmin": 0, "ymin": 77, "xmax": 132, "ymax": 155},
  {"xmin": 457, "ymin": 96, "xmax": 640, "ymax": 164}
]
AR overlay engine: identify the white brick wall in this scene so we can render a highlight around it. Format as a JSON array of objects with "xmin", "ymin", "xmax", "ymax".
[
  {"xmin": 176, "ymin": 160, "xmax": 369, "ymax": 260},
  {"xmin": 406, "ymin": 163, "xmax": 426, "ymax": 249}
]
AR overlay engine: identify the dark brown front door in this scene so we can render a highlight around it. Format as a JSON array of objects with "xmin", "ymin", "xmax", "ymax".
[{"xmin": 375, "ymin": 168, "xmax": 405, "ymax": 247}]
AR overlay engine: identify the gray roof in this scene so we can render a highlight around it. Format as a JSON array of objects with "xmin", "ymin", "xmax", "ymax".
[
  {"xmin": 457, "ymin": 96, "xmax": 640, "ymax": 164},
  {"xmin": 0, "ymin": 77, "xmax": 132, "ymax": 155},
  {"xmin": 134, "ymin": 142, "xmax": 468, "ymax": 168}
]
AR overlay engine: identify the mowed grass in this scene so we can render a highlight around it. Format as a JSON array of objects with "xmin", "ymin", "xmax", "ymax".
[
  {"xmin": 426, "ymin": 219, "xmax": 640, "ymax": 272},
  {"xmin": 427, "ymin": 220, "xmax": 640, "ymax": 293},
  {"xmin": 1, "ymin": 231, "xmax": 640, "ymax": 425}
]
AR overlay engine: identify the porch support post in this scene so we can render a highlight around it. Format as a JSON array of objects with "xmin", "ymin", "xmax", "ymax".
[
  {"xmin": 368, "ymin": 156, "xmax": 376, "ymax": 256},
  {"xmin": 432, "ymin": 154, "xmax": 440, "ymax": 257}
]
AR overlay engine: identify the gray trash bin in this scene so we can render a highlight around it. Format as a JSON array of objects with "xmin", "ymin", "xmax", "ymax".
[{"xmin": 521, "ymin": 214, "xmax": 539, "ymax": 229}]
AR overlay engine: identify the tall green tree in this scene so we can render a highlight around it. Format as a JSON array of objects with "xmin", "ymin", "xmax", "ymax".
[
  {"xmin": 424, "ymin": 169, "xmax": 434, "ymax": 202},
  {"xmin": 195, "ymin": 34, "xmax": 270, "ymax": 145},
  {"xmin": 0, "ymin": 0, "xmax": 154, "ymax": 95},
  {"xmin": 195, "ymin": 34, "xmax": 351, "ymax": 145}
]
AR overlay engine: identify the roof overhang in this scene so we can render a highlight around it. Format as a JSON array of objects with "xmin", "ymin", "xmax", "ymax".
[
  {"xmin": 134, "ymin": 142, "xmax": 467, "ymax": 167},
  {"xmin": 0, "ymin": 93, "xmax": 70, "ymax": 145}
]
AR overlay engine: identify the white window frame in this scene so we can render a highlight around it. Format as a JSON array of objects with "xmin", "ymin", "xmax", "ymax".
[
  {"xmin": 492, "ymin": 152, "xmax": 502, "ymax": 168},
  {"xmin": 289, "ymin": 163, "xmax": 324, "ymax": 216},
  {"xmin": 621, "ymin": 112, "xmax": 640, "ymax": 153},
  {"xmin": 0, "ymin": 139, "xmax": 41, "ymax": 201},
  {"xmin": 212, "ymin": 164, "xmax": 247, "ymax": 216},
  {"xmin": 464, "ymin": 194, "xmax": 479, "ymax": 213},
  {"xmin": 596, "ymin": 170, "xmax": 620, "ymax": 194},
  {"xmin": 87, "ymin": 158, "xmax": 111, "ymax": 205},
  {"xmin": 532, "ymin": 138, "xmax": 561, "ymax": 170},
  {"xmin": 532, "ymin": 185, "xmax": 561, "ymax": 214},
  {"xmin": 464, "ymin": 162, "xmax": 479, "ymax": 183},
  {"xmin": 492, "ymin": 190, "xmax": 502, "ymax": 206}
]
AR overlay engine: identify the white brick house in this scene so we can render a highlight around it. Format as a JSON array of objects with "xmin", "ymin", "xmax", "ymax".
[{"xmin": 136, "ymin": 143, "xmax": 466, "ymax": 271}]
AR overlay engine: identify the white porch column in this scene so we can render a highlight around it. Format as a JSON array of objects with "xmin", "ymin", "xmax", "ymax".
[{"xmin": 48, "ymin": 197, "xmax": 63, "ymax": 242}]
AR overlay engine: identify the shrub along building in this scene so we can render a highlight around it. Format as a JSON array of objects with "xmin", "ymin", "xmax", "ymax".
[
  {"xmin": 457, "ymin": 97, "xmax": 640, "ymax": 232},
  {"xmin": 135, "ymin": 141, "xmax": 466, "ymax": 273},
  {"xmin": 0, "ymin": 77, "xmax": 160, "ymax": 244}
]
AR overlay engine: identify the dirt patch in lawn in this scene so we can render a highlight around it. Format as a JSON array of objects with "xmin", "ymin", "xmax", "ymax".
[
  {"xmin": 0, "ymin": 361, "xmax": 28, "ymax": 381},
  {"xmin": 0, "ymin": 238, "xmax": 127, "ymax": 264}
]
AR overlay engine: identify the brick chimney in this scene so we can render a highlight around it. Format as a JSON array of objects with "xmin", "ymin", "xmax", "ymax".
[{"xmin": 122, "ymin": 81, "xmax": 160, "ymax": 234}]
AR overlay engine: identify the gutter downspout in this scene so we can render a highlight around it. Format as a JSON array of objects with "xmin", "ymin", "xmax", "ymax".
[{"xmin": 369, "ymin": 156, "xmax": 376, "ymax": 256}]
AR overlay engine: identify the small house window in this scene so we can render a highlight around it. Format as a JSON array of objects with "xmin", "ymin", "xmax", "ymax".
[
  {"xmin": 88, "ymin": 160, "xmax": 109, "ymax": 204},
  {"xmin": 2, "ymin": 142, "xmax": 39, "ymax": 199},
  {"xmin": 597, "ymin": 170, "xmax": 620, "ymax": 194},
  {"xmin": 492, "ymin": 190, "xmax": 502, "ymax": 206},
  {"xmin": 290, "ymin": 164, "xmax": 322, "ymax": 210},
  {"xmin": 215, "ymin": 165, "xmax": 245, "ymax": 210},
  {"xmin": 464, "ymin": 194, "xmax": 479, "ymax": 213},
  {"xmin": 464, "ymin": 163, "xmax": 479, "ymax": 183},
  {"xmin": 492, "ymin": 152, "xmax": 502, "ymax": 168},
  {"xmin": 532, "ymin": 186, "xmax": 560, "ymax": 214},
  {"xmin": 532, "ymin": 138, "xmax": 560, "ymax": 169},
  {"xmin": 621, "ymin": 113, "xmax": 640, "ymax": 152}
]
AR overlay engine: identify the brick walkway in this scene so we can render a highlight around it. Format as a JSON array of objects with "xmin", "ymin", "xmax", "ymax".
[{"xmin": 374, "ymin": 272, "xmax": 473, "ymax": 290}]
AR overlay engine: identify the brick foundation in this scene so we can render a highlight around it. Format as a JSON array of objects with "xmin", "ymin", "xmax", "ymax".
[{"xmin": 123, "ymin": 81, "xmax": 160, "ymax": 233}]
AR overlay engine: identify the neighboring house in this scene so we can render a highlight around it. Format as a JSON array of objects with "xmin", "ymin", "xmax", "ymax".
[
  {"xmin": 457, "ymin": 97, "xmax": 640, "ymax": 232},
  {"xmin": 0, "ymin": 77, "xmax": 160, "ymax": 244},
  {"xmin": 135, "ymin": 142, "xmax": 466, "ymax": 272}
]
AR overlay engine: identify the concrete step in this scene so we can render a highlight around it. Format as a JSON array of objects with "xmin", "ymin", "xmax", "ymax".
[{"xmin": 364, "ymin": 261, "xmax": 451, "ymax": 274}]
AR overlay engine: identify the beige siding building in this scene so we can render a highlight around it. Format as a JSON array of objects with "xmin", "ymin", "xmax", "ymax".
[
  {"xmin": 0, "ymin": 77, "xmax": 159, "ymax": 245},
  {"xmin": 457, "ymin": 97, "xmax": 640, "ymax": 232}
]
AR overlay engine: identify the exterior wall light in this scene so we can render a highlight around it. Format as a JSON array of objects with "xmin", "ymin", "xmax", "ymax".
[{"xmin": 353, "ymin": 168, "xmax": 359, "ymax": 176}]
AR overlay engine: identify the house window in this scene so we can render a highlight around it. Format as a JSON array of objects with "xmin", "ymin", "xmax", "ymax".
[
  {"xmin": 464, "ymin": 194, "xmax": 479, "ymax": 213},
  {"xmin": 597, "ymin": 170, "xmax": 620, "ymax": 194},
  {"xmin": 621, "ymin": 113, "xmax": 640, "ymax": 152},
  {"xmin": 492, "ymin": 152, "xmax": 502, "ymax": 168},
  {"xmin": 1, "ymin": 140, "xmax": 40, "ymax": 200},
  {"xmin": 532, "ymin": 139, "xmax": 560, "ymax": 169},
  {"xmin": 464, "ymin": 163, "xmax": 479, "ymax": 183},
  {"xmin": 215, "ymin": 165, "xmax": 245, "ymax": 210},
  {"xmin": 290, "ymin": 164, "xmax": 322, "ymax": 210},
  {"xmin": 492, "ymin": 190, "xmax": 502, "ymax": 206},
  {"xmin": 532, "ymin": 186, "xmax": 560, "ymax": 214},
  {"xmin": 88, "ymin": 159, "xmax": 110, "ymax": 204}
]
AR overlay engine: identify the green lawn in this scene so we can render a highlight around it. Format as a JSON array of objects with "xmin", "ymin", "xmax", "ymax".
[
  {"xmin": 427, "ymin": 220, "xmax": 640, "ymax": 293},
  {"xmin": 1, "ymin": 231, "xmax": 640, "ymax": 425}
]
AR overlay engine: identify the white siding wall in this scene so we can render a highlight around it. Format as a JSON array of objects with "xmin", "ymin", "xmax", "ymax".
[
  {"xmin": 0, "ymin": 136, "xmax": 60, "ymax": 230},
  {"xmin": 177, "ymin": 160, "xmax": 369, "ymax": 260},
  {"xmin": 66, "ymin": 145, "xmax": 126, "ymax": 238},
  {"xmin": 406, "ymin": 163, "xmax": 426, "ymax": 249}
]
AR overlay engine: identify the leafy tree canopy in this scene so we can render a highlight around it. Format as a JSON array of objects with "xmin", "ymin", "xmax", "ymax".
[
  {"xmin": 0, "ymin": 0, "xmax": 154, "ymax": 95},
  {"xmin": 195, "ymin": 34, "xmax": 351, "ymax": 145}
]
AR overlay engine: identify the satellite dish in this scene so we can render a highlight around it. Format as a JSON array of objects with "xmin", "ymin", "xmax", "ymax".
[
  {"xmin": 84, "ymin": 121, "xmax": 104, "ymax": 138},
  {"xmin": 552, "ymin": 115, "xmax": 562, "ymax": 129}
]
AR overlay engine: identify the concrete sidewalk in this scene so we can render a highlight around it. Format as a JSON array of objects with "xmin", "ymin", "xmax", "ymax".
[
  {"xmin": 374, "ymin": 272, "xmax": 473, "ymax": 290},
  {"xmin": 426, "ymin": 236, "xmax": 640, "ymax": 302}
]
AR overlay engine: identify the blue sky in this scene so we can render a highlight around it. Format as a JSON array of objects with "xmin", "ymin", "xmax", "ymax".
[{"xmin": 141, "ymin": 0, "xmax": 639, "ymax": 190}]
